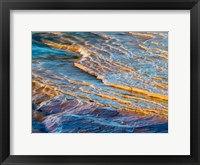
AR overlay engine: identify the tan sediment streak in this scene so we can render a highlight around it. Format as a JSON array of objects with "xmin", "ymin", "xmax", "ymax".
[
  {"xmin": 128, "ymin": 32, "xmax": 154, "ymax": 39},
  {"xmin": 156, "ymin": 54, "xmax": 168, "ymax": 60},
  {"xmin": 151, "ymin": 76, "xmax": 162, "ymax": 81},
  {"xmin": 42, "ymin": 40, "xmax": 90, "ymax": 56},
  {"xmin": 151, "ymin": 41, "xmax": 164, "ymax": 47},
  {"xmin": 33, "ymin": 79, "xmax": 91, "ymax": 101},
  {"xmin": 74, "ymin": 62, "xmax": 168, "ymax": 102},
  {"xmin": 33, "ymin": 80, "xmax": 61, "ymax": 97},
  {"xmin": 90, "ymin": 32, "xmax": 111, "ymax": 40},
  {"xmin": 74, "ymin": 62, "xmax": 104, "ymax": 79},
  {"xmin": 80, "ymin": 87, "xmax": 167, "ymax": 110},
  {"xmin": 113, "ymin": 92, "xmax": 168, "ymax": 109},
  {"xmin": 96, "ymin": 94, "xmax": 132, "ymax": 105},
  {"xmin": 89, "ymin": 92, "xmax": 167, "ymax": 118},
  {"xmin": 112, "ymin": 105, "xmax": 168, "ymax": 119},
  {"xmin": 153, "ymin": 83, "xmax": 168, "ymax": 90},
  {"xmin": 87, "ymin": 51, "xmax": 132, "ymax": 73},
  {"xmin": 139, "ymin": 44, "xmax": 148, "ymax": 51},
  {"xmin": 106, "ymin": 83, "xmax": 168, "ymax": 101},
  {"xmin": 150, "ymin": 32, "xmax": 168, "ymax": 38},
  {"xmin": 152, "ymin": 48, "xmax": 168, "ymax": 57}
]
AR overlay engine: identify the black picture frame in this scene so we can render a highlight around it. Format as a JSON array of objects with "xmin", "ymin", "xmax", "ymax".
[{"xmin": 0, "ymin": 0, "xmax": 199, "ymax": 164}]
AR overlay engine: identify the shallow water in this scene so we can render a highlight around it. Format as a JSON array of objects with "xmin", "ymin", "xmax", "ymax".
[{"xmin": 32, "ymin": 32, "xmax": 168, "ymax": 133}]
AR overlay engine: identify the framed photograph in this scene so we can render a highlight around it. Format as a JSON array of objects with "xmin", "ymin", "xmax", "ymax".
[{"xmin": 0, "ymin": 0, "xmax": 199, "ymax": 164}]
